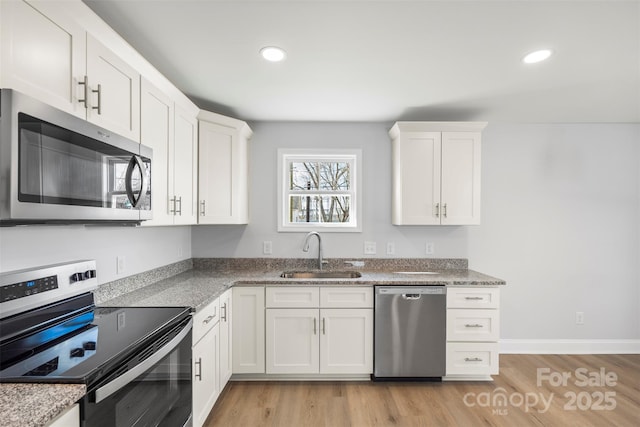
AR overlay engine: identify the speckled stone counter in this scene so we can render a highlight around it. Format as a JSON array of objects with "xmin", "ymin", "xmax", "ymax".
[
  {"xmin": 0, "ymin": 383, "xmax": 85, "ymax": 427},
  {"xmin": 100, "ymin": 258, "xmax": 505, "ymax": 310},
  {"xmin": 3, "ymin": 258, "xmax": 504, "ymax": 426}
]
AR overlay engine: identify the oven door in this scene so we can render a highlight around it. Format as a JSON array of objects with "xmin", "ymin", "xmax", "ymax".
[{"xmin": 81, "ymin": 318, "xmax": 192, "ymax": 427}]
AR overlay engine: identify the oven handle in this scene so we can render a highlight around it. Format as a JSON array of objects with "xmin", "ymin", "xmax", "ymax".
[{"xmin": 94, "ymin": 318, "xmax": 192, "ymax": 403}]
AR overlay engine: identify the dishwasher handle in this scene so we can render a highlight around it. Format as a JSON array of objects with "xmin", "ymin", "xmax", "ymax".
[{"xmin": 402, "ymin": 294, "xmax": 422, "ymax": 300}]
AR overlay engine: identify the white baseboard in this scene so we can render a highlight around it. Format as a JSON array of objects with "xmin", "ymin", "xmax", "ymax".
[{"xmin": 500, "ymin": 339, "xmax": 640, "ymax": 354}]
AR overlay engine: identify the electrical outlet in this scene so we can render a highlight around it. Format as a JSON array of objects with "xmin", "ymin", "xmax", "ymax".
[
  {"xmin": 364, "ymin": 241, "xmax": 377, "ymax": 255},
  {"xmin": 386, "ymin": 242, "xmax": 395, "ymax": 255},
  {"xmin": 116, "ymin": 256, "xmax": 125, "ymax": 275},
  {"xmin": 263, "ymin": 241, "xmax": 273, "ymax": 255},
  {"xmin": 426, "ymin": 242, "xmax": 435, "ymax": 255},
  {"xmin": 576, "ymin": 311, "xmax": 584, "ymax": 325}
]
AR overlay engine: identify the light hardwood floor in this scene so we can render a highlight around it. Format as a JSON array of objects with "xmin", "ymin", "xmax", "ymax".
[{"xmin": 205, "ymin": 354, "xmax": 640, "ymax": 427}]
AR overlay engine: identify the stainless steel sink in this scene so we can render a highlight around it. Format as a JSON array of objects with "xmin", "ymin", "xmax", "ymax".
[{"xmin": 280, "ymin": 270, "xmax": 362, "ymax": 279}]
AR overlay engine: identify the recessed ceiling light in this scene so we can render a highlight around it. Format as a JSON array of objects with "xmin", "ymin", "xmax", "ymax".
[
  {"xmin": 260, "ymin": 46, "xmax": 287, "ymax": 62},
  {"xmin": 523, "ymin": 49, "xmax": 553, "ymax": 64}
]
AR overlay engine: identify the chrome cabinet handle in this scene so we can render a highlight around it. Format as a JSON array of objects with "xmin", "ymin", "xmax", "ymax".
[
  {"xmin": 465, "ymin": 357, "xmax": 483, "ymax": 362},
  {"xmin": 195, "ymin": 357, "xmax": 202, "ymax": 380},
  {"xmin": 443, "ymin": 203, "xmax": 447, "ymax": 218},
  {"xmin": 92, "ymin": 84, "xmax": 102, "ymax": 115},
  {"xmin": 435, "ymin": 203, "xmax": 440, "ymax": 218},
  {"xmin": 200, "ymin": 200, "xmax": 206, "ymax": 216},
  {"xmin": 125, "ymin": 155, "xmax": 149, "ymax": 208},
  {"xmin": 465, "ymin": 297, "xmax": 483, "ymax": 300},
  {"xmin": 465, "ymin": 324, "xmax": 484, "ymax": 328},
  {"xmin": 78, "ymin": 75, "xmax": 89, "ymax": 108},
  {"xmin": 203, "ymin": 315, "xmax": 214, "ymax": 324},
  {"xmin": 170, "ymin": 197, "xmax": 177, "ymax": 214},
  {"xmin": 322, "ymin": 318, "xmax": 326, "ymax": 335},
  {"xmin": 221, "ymin": 303, "xmax": 227, "ymax": 321},
  {"xmin": 313, "ymin": 318, "xmax": 317, "ymax": 335},
  {"xmin": 176, "ymin": 196, "xmax": 182, "ymax": 216}
]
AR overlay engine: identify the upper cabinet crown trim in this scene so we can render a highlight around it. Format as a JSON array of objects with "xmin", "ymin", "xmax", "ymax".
[{"xmin": 389, "ymin": 121, "xmax": 488, "ymax": 137}]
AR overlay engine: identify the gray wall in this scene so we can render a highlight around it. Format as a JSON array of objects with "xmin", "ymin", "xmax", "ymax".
[
  {"xmin": 0, "ymin": 226, "xmax": 191, "ymax": 285},
  {"xmin": 192, "ymin": 122, "xmax": 640, "ymax": 341},
  {"xmin": 1, "ymin": 121, "xmax": 637, "ymax": 342}
]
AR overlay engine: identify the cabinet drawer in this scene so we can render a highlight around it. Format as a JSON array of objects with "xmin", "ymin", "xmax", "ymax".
[
  {"xmin": 447, "ymin": 309, "xmax": 499, "ymax": 341},
  {"xmin": 320, "ymin": 287, "xmax": 373, "ymax": 308},
  {"xmin": 193, "ymin": 298, "xmax": 220, "ymax": 344},
  {"xmin": 447, "ymin": 287, "xmax": 499, "ymax": 309},
  {"xmin": 266, "ymin": 287, "xmax": 319, "ymax": 308},
  {"xmin": 446, "ymin": 342, "xmax": 499, "ymax": 376}
]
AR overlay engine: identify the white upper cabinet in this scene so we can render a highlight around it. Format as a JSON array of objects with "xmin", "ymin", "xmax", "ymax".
[
  {"xmin": 85, "ymin": 33, "xmax": 140, "ymax": 141},
  {"xmin": 197, "ymin": 111, "xmax": 253, "ymax": 224},
  {"xmin": 141, "ymin": 79, "xmax": 198, "ymax": 226},
  {"xmin": 1, "ymin": 1, "xmax": 141, "ymax": 141},
  {"xmin": 390, "ymin": 122, "xmax": 486, "ymax": 225},
  {"xmin": 140, "ymin": 78, "xmax": 174, "ymax": 225},
  {"xmin": 173, "ymin": 104, "xmax": 198, "ymax": 224},
  {"xmin": 1, "ymin": 0, "xmax": 86, "ymax": 117}
]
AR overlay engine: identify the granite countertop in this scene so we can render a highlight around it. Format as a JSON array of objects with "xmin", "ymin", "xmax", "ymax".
[
  {"xmin": 102, "ymin": 266, "xmax": 506, "ymax": 311},
  {"xmin": 2, "ymin": 258, "xmax": 504, "ymax": 426},
  {"xmin": 0, "ymin": 383, "xmax": 85, "ymax": 427}
]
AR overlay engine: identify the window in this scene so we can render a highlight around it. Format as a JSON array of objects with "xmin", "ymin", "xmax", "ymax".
[{"xmin": 278, "ymin": 149, "xmax": 361, "ymax": 232}]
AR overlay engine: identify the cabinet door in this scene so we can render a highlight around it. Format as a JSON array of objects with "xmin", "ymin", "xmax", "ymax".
[
  {"xmin": 86, "ymin": 34, "xmax": 140, "ymax": 141},
  {"xmin": 198, "ymin": 120, "xmax": 249, "ymax": 224},
  {"xmin": 232, "ymin": 287, "xmax": 265, "ymax": 374},
  {"xmin": 266, "ymin": 309, "xmax": 319, "ymax": 374},
  {"xmin": 193, "ymin": 324, "xmax": 220, "ymax": 427},
  {"xmin": 1, "ymin": 0, "xmax": 86, "ymax": 118},
  {"xmin": 46, "ymin": 403, "xmax": 79, "ymax": 427},
  {"xmin": 219, "ymin": 290, "xmax": 232, "ymax": 387},
  {"xmin": 320, "ymin": 309, "xmax": 373, "ymax": 374},
  {"xmin": 392, "ymin": 132, "xmax": 441, "ymax": 225},
  {"xmin": 441, "ymin": 132, "xmax": 481, "ymax": 225},
  {"xmin": 173, "ymin": 105, "xmax": 198, "ymax": 225},
  {"xmin": 140, "ymin": 78, "xmax": 174, "ymax": 225}
]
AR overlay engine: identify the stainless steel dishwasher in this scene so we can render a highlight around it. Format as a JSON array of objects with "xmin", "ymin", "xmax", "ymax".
[{"xmin": 373, "ymin": 286, "xmax": 446, "ymax": 380}]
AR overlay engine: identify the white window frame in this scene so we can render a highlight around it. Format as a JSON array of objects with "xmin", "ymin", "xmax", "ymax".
[{"xmin": 277, "ymin": 148, "xmax": 362, "ymax": 232}]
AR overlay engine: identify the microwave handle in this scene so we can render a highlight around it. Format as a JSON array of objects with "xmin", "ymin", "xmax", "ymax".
[
  {"xmin": 125, "ymin": 155, "xmax": 149, "ymax": 208},
  {"xmin": 94, "ymin": 318, "xmax": 192, "ymax": 403}
]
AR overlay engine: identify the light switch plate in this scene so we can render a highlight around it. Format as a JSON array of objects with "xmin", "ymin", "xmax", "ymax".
[
  {"xmin": 263, "ymin": 241, "xmax": 273, "ymax": 255},
  {"xmin": 386, "ymin": 242, "xmax": 395, "ymax": 255},
  {"xmin": 364, "ymin": 241, "xmax": 376, "ymax": 255},
  {"xmin": 425, "ymin": 242, "xmax": 435, "ymax": 255}
]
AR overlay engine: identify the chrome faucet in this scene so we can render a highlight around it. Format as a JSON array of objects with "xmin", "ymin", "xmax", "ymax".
[{"xmin": 303, "ymin": 231, "xmax": 323, "ymax": 270}]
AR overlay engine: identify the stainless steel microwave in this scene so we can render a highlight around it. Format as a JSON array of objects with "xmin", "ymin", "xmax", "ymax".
[{"xmin": 0, "ymin": 89, "xmax": 152, "ymax": 225}]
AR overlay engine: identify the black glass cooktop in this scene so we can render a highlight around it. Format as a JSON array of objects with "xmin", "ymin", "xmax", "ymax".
[{"xmin": 0, "ymin": 305, "xmax": 190, "ymax": 385}]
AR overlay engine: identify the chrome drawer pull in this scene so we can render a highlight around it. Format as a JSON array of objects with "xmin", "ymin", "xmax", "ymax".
[
  {"xmin": 203, "ymin": 315, "xmax": 214, "ymax": 324},
  {"xmin": 195, "ymin": 358, "xmax": 202, "ymax": 380},
  {"xmin": 464, "ymin": 357, "xmax": 483, "ymax": 362},
  {"xmin": 464, "ymin": 324, "xmax": 484, "ymax": 328},
  {"xmin": 464, "ymin": 297, "xmax": 484, "ymax": 300}
]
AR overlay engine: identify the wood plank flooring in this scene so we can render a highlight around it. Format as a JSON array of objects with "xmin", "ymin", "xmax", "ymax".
[{"xmin": 205, "ymin": 354, "xmax": 640, "ymax": 427}]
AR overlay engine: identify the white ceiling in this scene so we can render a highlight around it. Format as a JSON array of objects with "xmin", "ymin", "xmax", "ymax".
[{"xmin": 84, "ymin": 0, "xmax": 640, "ymax": 123}]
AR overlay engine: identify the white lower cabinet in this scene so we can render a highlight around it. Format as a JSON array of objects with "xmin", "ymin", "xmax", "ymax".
[
  {"xmin": 46, "ymin": 403, "xmax": 79, "ymax": 427},
  {"xmin": 192, "ymin": 321, "xmax": 219, "ymax": 427},
  {"xmin": 232, "ymin": 287, "xmax": 265, "ymax": 374},
  {"xmin": 445, "ymin": 287, "xmax": 500, "ymax": 379},
  {"xmin": 219, "ymin": 289, "xmax": 233, "ymax": 385},
  {"xmin": 265, "ymin": 286, "xmax": 373, "ymax": 375},
  {"xmin": 192, "ymin": 290, "xmax": 232, "ymax": 427}
]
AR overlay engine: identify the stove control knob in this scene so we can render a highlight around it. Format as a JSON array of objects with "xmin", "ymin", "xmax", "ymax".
[
  {"xmin": 70, "ymin": 273, "xmax": 84, "ymax": 283},
  {"xmin": 70, "ymin": 348, "xmax": 85, "ymax": 358},
  {"xmin": 83, "ymin": 341, "xmax": 97, "ymax": 351}
]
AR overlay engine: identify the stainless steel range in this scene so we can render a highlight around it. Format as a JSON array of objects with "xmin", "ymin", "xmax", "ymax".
[{"xmin": 0, "ymin": 261, "xmax": 193, "ymax": 427}]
